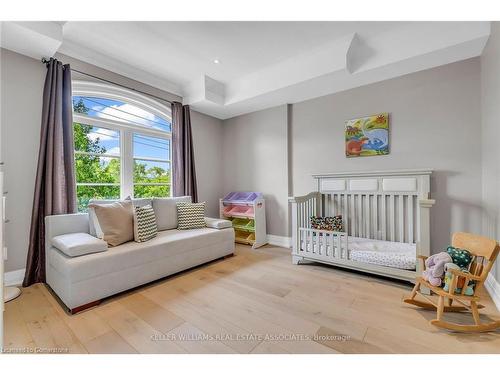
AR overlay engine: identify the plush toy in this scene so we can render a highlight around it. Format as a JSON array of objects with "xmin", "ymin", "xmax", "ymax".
[
  {"xmin": 446, "ymin": 246, "xmax": 473, "ymax": 269},
  {"xmin": 422, "ymin": 252, "xmax": 452, "ymax": 286},
  {"xmin": 442, "ymin": 263, "xmax": 475, "ymax": 296}
]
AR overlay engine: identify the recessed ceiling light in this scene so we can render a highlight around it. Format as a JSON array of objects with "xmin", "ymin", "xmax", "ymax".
[{"xmin": 213, "ymin": 59, "xmax": 220, "ymax": 64}]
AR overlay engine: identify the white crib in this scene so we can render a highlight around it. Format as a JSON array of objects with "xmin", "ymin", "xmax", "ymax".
[{"xmin": 289, "ymin": 169, "xmax": 435, "ymax": 282}]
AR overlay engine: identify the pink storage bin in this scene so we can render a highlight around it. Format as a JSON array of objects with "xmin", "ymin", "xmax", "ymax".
[
  {"xmin": 229, "ymin": 205, "xmax": 254, "ymax": 218},
  {"xmin": 222, "ymin": 205, "xmax": 234, "ymax": 217}
]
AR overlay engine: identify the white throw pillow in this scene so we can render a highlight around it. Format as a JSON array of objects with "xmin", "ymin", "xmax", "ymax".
[
  {"xmin": 205, "ymin": 217, "xmax": 232, "ymax": 229},
  {"xmin": 152, "ymin": 196, "xmax": 192, "ymax": 231},
  {"xmin": 52, "ymin": 232, "xmax": 108, "ymax": 257}
]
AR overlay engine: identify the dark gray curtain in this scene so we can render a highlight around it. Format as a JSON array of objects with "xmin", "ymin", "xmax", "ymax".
[
  {"xmin": 172, "ymin": 102, "xmax": 198, "ymax": 202},
  {"xmin": 23, "ymin": 58, "xmax": 77, "ymax": 287}
]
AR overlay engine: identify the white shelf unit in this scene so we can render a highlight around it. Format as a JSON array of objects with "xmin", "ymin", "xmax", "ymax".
[{"xmin": 220, "ymin": 192, "xmax": 267, "ymax": 249}]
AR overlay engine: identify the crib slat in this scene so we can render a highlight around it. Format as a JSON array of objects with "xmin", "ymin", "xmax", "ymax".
[
  {"xmin": 329, "ymin": 233, "xmax": 334, "ymax": 258},
  {"xmin": 299, "ymin": 203, "xmax": 302, "ymax": 228},
  {"xmin": 304, "ymin": 229, "xmax": 307, "ymax": 253},
  {"xmin": 390, "ymin": 195, "xmax": 396, "ymax": 242},
  {"xmin": 357, "ymin": 194, "xmax": 363, "ymax": 237},
  {"xmin": 408, "ymin": 195, "xmax": 414, "ymax": 243},
  {"xmin": 340, "ymin": 234, "xmax": 345, "ymax": 259},
  {"xmin": 323, "ymin": 233, "xmax": 328, "ymax": 257},
  {"xmin": 304, "ymin": 201, "xmax": 308, "ymax": 227},
  {"xmin": 365, "ymin": 194, "xmax": 370, "ymax": 238},
  {"xmin": 381, "ymin": 195, "xmax": 387, "ymax": 240},
  {"xmin": 306, "ymin": 200, "xmax": 311, "ymax": 225},
  {"xmin": 335, "ymin": 194, "xmax": 342, "ymax": 215},
  {"xmin": 297, "ymin": 203, "xmax": 301, "ymax": 228},
  {"xmin": 373, "ymin": 195, "xmax": 378, "ymax": 240},
  {"xmin": 350, "ymin": 195, "xmax": 356, "ymax": 237},
  {"xmin": 399, "ymin": 195, "xmax": 404, "ymax": 242},
  {"xmin": 344, "ymin": 194, "xmax": 348, "ymax": 235},
  {"xmin": 301, "ymin": 229, "xmax": 305, "ymax": 254}
]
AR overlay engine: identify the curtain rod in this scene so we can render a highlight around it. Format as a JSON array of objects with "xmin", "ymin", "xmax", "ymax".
[{"xmin": 41, "ymin": 57, "xmax": 175, "ymax": 106}]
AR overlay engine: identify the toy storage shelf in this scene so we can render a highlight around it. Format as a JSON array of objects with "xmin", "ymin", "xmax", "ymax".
[{"xmin": 220, "ymin": 192, "xmax": 267, "ymax": 249}]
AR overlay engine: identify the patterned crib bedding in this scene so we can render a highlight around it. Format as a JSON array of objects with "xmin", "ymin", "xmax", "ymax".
[
  {"xmin": 348, "ymin": 236, "xmax": 416, "ymax": 270},
  {"xmin": 300, "ymin": 236, "xmax": 416, "ymax": 270}
]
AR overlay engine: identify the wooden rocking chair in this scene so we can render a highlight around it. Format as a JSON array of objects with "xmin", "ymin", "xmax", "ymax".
[{"xmin": 404, "ymin": 232, "xmax": 500, "ymax": 332}]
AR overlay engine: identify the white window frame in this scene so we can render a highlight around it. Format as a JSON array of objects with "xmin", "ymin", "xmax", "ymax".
[{"xmin": 72, "ymin": 81, "xmax": 173, "ymax": 200}]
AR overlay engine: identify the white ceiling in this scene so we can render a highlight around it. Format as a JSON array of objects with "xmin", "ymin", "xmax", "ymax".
[{"xmin": 1, "ymin": 21, "xmax": 491, "ymax": 119}]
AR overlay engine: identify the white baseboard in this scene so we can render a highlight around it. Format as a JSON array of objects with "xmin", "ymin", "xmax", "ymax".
[
  {"xmin": 485, "ymin": 273, "xmax": 500, "ymax": 311},
  {"xmin": 4, "ymin": 268, "xmax": 25, "ymax": 287},
  {"xmin": 267, "ymin": 235, "xmax": 291, "ymax": 248}
]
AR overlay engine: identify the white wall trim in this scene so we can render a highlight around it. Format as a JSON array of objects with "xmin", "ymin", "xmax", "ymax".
[
  {"xmin": 4, "ymin": 268, "xmax": 25, "ymax": 287},
  {"xmin": 267, "ymin": 235, "xmax": 291, "ymax": 249},
  {"xmin": 485, "ymin": 273, "xmax": 500, "ymax": 311}
]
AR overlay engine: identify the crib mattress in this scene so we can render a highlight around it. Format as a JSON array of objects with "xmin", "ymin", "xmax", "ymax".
[{"xmin": 300, "ymin": 236, "xmax": 416, "ymax": 270}]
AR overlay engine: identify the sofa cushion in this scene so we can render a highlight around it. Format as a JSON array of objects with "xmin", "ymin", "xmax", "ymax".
[
  {"xmin": 205, "ymin": 217, "xmax": 232, "ymax": 229},
  {"xmin": 152, "ymin": 196, "xmax": 191, "ymax": 230},
  {"xmin": 48, "ymin": 227, "xmax": 235, "ymax": 283},
  {"xmin": 177, "ymin": 202, "xmax": 206, "ymax": 230},
  {"xmin": 52, "ymin": 232, "xmax": 108, "ymax": 257},
  {"xmin": 88, "ymin": 200, "xmax": 134, "ymax": 246},
  {"xmin": 88, "ymin": 198, "xmax": 151, "ymax": 236},
  {"xmin": 133, "ymin": 205, "xmax": 158, "ymax": 242}
]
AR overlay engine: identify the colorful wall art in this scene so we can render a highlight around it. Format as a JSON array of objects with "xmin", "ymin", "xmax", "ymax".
[{"xmin": 345, "ymin": 113, "xmax": 390, "ymax": 157}]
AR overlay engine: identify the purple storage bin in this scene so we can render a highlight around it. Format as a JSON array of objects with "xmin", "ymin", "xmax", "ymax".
[{"xmin": 222, "ymin": 191, "xmax": 262, "ymax": 205}]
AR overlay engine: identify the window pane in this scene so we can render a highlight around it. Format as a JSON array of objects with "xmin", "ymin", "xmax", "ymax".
[
  {"xmin": 77, "ymin": 185, "xmax": 120, "ymax": 212},
  {"xmin": 134, "ymin": 184, "xmax": 170, "ymax": 198},
  {"xmin": 75, "ymin": 154, "xmax": 120, "ymax": 183},
  {"xmin": 133, "ymin": 134, "xmax": 169, "ymax": 160},
  {"xmin": 133, "ymin": 160, "xmax": 170, "ymax": 184},
  {"xmin": 74, "ymin": 123, "xmax": 120, "ymax": 156},
  {"xmin": 73, "ymin": 96, "xmax": 171, "ymax": 132}
]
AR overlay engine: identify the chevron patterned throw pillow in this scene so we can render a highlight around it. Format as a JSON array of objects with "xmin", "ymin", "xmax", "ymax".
[
  {"xmin": 133, "ymin": 205, "xmax": 158, "ymax": 242},
  {"xmin": 177, "ymin": 202, "xmax": 206, "ymax": 230}
]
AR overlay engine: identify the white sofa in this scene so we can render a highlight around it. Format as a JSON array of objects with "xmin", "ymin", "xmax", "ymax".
[{"xmin": 45, "ymin": 197, "xmax": 234, "ymax": 313}]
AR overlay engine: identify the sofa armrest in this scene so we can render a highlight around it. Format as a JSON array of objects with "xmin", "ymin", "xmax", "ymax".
[
  {"xmin": 45, "ymin": 213, "xmax": 90, "ymax": 251},
  {"xmin": 205, "ymin": 217, "xmax": 232, "ymax": 229},
  {"xmin": 46, "ymin": 213, "xmax": 90, "ymax": 237},
  {"xmin": 45, "ymin": 213, "xmax": 91, "ymax": 273}
]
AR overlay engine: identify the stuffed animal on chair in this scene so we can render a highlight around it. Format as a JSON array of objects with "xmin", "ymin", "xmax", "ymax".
[
  {"xmin": 446, "ymin": 246, "xmax": 473, "ymax": 269},
  {"xmin": 442, "ymin": 263, "xmax": 475, "ymax": 296},
  {"xmin": 422, "ymin": 252, "xmax": 452, "ymax": 286}
]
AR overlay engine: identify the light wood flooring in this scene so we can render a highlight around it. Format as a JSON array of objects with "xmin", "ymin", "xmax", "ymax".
[{"xmin": 3, "ymin": 244, "xmax": 500, "ymax": 354}]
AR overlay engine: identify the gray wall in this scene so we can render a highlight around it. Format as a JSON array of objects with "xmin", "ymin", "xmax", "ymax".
[
  {"xmin": 0, "ymin": 49, "xmax": 223, "ymax": 272},
  {"xmin": 222, "ymin": 58, "xmax": 483, "ymax": 252},
  {"xmin": 292, "ymin": 58, "xmax": 482, "ymax": 253},
  {"xmin": 481, "ymin": 22, "xmax": 500, "ymax": 283},
  {"xmin": 222, "ymin": 105, "xmax": 289, "ymax": 237},
  {"xmin": 191, "ymin": 110, "xmax": 224, "ymax": 217},
  {"xmin": 1, "ymin": 48, "xmax": 46, "ymax": 273}
]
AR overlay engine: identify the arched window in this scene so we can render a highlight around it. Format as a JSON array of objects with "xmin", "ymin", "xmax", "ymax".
[{"xmin": 72, "ymin": 81, "xmax": 172, "ymax": 211}]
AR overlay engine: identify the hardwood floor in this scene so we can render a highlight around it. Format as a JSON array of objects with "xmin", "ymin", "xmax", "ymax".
[{"xmin": 3, "ymin": 244, "xmax": 500, "ymax": 354}]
